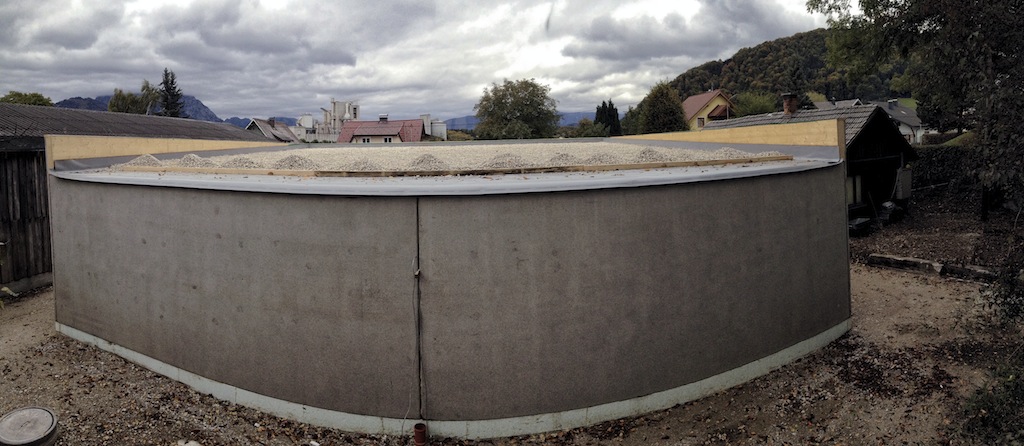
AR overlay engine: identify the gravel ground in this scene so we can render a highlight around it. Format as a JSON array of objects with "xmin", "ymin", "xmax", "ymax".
[
  {"xmin": 2, "ymin": 264, "xmax": 1011, "ymax": 446},
  {"xmin": 114, "ymin": 143, "xmax": 786, "ymax": 172}
]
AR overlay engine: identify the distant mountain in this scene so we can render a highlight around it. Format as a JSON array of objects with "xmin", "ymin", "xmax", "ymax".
[
  {"xmin": 55, "ymin": 95, "xmax": 224, "ymax": 123},
  {"xmin": 269, "ymin": 116, "xmax": 297, "ymax": 126},
  {"xmin": 180, "ymin": 96, "xmax": 221, "ymax": 122},
  {"xmin": 558, "ymin": 112, "xmax": 596, "ymax": 127},
  {"xmin": 445, "ymin": 115, "xmax": 480, "ymax": 131},
  {"xmin": 225, "ymin": 117, "xmax": 250, "ymax": 128},
  {"xmin": 55, "ymin": 97, "xmax": 107, "ymax": 111}
]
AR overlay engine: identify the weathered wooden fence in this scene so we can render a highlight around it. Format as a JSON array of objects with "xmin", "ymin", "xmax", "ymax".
[{"xmin": 1, "ymin": 143, "xmax": 52, "ymax": 290}]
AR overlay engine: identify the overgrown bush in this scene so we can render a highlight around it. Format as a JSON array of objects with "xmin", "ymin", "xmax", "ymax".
[
  {"xmin": 984, "ymin": 238, "xmax": 1024, "ymax": 322},
  {"xmin": 921, "ymin": 132, "xmax": 962, "ymax": 145},
  {"xmin": 911, "ymin": 144, "xmax": 982, "ymax": 189},
  {"xmin": 446, "ymin": 130, "xmax": 474, "ymax": 141}
]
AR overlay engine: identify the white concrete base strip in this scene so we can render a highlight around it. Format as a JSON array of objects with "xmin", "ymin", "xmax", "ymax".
[{"xmin": 56, "ymin": 319, "xmax": 850, "ymax": 439}]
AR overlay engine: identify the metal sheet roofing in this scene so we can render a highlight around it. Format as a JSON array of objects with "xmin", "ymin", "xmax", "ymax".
[{"xmin": 0, "ymin": 103, "xmax": 272, "ymax": 141}]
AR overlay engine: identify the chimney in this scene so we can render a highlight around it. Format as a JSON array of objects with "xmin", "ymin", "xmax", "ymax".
[
  {"xmin": 887, "ymin": 99, "xmax": 898, "ymax": 109},
  {"xmin": 379, "ymin": 114, "xmax": 389, "ymax": 123},
  {"xmin": 781, "ymin": 93, "xmax": 798, "ymax": 115},
  {"xmin": 268, "ymin": 117, "xmax": 275, "ymax": 127}
]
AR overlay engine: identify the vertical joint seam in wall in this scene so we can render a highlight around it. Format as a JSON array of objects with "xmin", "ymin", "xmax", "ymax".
[{"xmin": 415, "ymin": 197, "xmax": 425, "ymax": 419}]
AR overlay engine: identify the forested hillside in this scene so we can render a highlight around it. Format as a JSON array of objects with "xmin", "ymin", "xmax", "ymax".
[{"xmin": 669, "ymin": 28, "xmax": 906, "ymax": 102}]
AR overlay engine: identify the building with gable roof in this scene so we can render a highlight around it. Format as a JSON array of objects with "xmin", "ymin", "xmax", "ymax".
[
  {"xmin": 337, "ymin": 114, "xmax": 447, "ymax": 143},
  {"xmin": 247, "ymin": 118, "xmax": 300, "ymax": 143},
  {"xmin": 682, "ymin": 89, "xmax": 734, "ymax": 130},
  {"xmin": 704, "ymin": 102, "xmax": 917, "ymax": 219}
]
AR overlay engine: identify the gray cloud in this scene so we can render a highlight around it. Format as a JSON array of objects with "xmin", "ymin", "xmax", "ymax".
[{"xmin": 0, "ymin": 0, "xmax": 826, "ymax": 120}]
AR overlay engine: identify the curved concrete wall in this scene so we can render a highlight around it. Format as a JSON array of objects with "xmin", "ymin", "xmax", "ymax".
[{"xmin": 49, "ymin": 162, "xmax": 850, "ymax": 437}]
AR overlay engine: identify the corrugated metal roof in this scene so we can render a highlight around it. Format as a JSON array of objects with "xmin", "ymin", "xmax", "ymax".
[
  {"xmin": 703, "ymin": 104, "xmax": 879, "ymax": 146},
  {"xmin": 0, "ymin": 103, "xmax": 271, "ymax": 141}
]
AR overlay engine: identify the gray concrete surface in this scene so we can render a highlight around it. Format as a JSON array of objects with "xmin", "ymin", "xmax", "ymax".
[
  {"xmin": 49, "ymin": 161, "xmax": 849, "ymax": 424},
  {"xmin": 418, "ymin": 164, "xmax": 850, "ymax": 420}
]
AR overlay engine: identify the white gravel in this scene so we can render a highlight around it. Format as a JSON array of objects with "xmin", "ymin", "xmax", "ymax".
[{"xmin": 112, "ymin": 142, "xmax": 787, "ymax": 173}]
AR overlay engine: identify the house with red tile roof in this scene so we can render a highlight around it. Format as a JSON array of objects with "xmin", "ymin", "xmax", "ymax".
[
  {"xmin": 337, "ymin": 115, "xmax": 432, "ymax": 143},
  {"xmin": 682, "ymin": 89, "xmax": 734, "ymax": 130}
]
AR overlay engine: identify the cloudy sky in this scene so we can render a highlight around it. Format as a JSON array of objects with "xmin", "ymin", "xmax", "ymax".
[{"xmin": 0, "ymin": 0, "xmax": 829, "ymax": 121}]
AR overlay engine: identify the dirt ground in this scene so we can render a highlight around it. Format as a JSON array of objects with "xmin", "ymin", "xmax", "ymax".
[{"xmin": 2, "ymin": 189, "xmax": 1021, "ymax": 445}]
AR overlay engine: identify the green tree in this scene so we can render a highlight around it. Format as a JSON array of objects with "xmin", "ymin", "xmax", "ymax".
[
  {"xmin": 0, "ymin": 91, "xmax": 53, "ymax": 106},
  {"xmin": 108, "ymin": 80, "xmax": 159, "ymax": 114},
  {"xmin": 807, "ymin": 0, "xmax": 1023, "ymax": 205},
  {"xmin": 564, "ymin": 118, "xmax": 609, "ymax": 138},
  {"xmin": 595, "ymin": 100, "xmax": 622, "ymax": 136},
  {"xmin": 639, "ymin": 82, "xmax": 687, "ymax": 134},
  {"xmin": 621, "ymin": 105, "xmax": 642, "ymax": 135},
  {"xmin": 732, "ymin": 91, "xmax": 778, "ymax": 117},
  {"xmin": 158, "ymin": 68, "xmax": 185, "ymax": 118},
  {"xmin": 474, "ymin": 78, "xmax": 560, "ymax": 140}
]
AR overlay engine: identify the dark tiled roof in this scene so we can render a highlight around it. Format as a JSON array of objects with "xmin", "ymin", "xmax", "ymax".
[
  {"xmin": 812, "ymin": 99, "xmax": 863, "ymax": 110},
  {"xmin": 868, "ymin": 101, "xmax": 923, "ymax": 128},
  {"xmin": 703, "ymin": 104, "xmax": 879, "ymax": 146},
  {"xmin": 247, "ymin": 118, "xmax": 300, "ymax": 142},
  {"xmin": 0, "ymin": 103, "xmax": 271, "ymax": 141}
]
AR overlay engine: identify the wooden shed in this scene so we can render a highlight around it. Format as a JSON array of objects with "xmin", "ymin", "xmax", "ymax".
[{"xmin": 704, "ymin": 104, "xmax": 917, "ymax": 220}]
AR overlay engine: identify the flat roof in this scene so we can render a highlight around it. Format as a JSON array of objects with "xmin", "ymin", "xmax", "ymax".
[{"xmin": 49, "ymin": 138, "xmax": 842, "ymax": 197}]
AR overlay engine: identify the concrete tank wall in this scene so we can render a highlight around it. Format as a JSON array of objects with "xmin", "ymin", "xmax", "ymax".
[
  {"xmin": 417, "ymin": 165, "xmax": 849, "ymax": 421},
  {"xmin": 49, "ymin": 182, "xmax": 421, "ymax": 417},
  {"xmin": 48, "ymin": 162, "xmax": 850, "ymax": 437}
]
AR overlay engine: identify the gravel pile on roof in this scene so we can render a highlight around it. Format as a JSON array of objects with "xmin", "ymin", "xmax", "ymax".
[
  {"xmin": 407, "ymin": 154, "xmax": 449, "ymax": 171},
  {"xmin": 711, "ymin": 147, "xmax": 761, "ymax": 159},
  {"xmin": 583, "ymin": 153, "xmax": 624, "ymax": 165},
  {"xmin": 272, "ymin": 155, "xmax": 319, "ymax": 170},
  {"xmin": 547, "ymin": 153, "xmax": 584, "ymax": 166},
  {"xmin": 480, "ymin": 153, "xmax": 534, "ymax": 169},
  {"xmin": 633, "ymin": 148, "xmax": 671, "ymax": 163},
  {"xmin": 221, "ymin": 156, "xmax": 262, "ymax": 169},
  {"xmin": 120, "ymin": 154, "xmax": 162, "ymax": 167},
  {"xmin": 177, "ymin": 154, "xmax": 217, "ymax": 168},
  {"xmin": 344, "ymin": 158, "xmax": 383, "ymax": 171}
]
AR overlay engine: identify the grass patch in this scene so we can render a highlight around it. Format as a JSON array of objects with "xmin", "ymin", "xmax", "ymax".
[
  {"xmin": 942, "ymin": 131, "xmax": 977, "ymax": 146},
  {"xmin": 957, "ymin": 357, "xmax": 1024, "ymax": 444}
]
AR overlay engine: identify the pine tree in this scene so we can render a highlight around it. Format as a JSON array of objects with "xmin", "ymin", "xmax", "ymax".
[
  {"xmin": 158, "ymin": 68, "xmax": 185, "ymax": 118},
  {"xmin": 595, "ymin": 99, "xmax": 622, "ymax": 136}
]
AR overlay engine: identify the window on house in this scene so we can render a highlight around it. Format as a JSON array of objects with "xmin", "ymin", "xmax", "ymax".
[
  {"xmin": 361, "ymin": 137, "xmax": 370, "ymax": 143},
  {"xmin": 697, "ymin": 117, "xmax": 705, "ymax": 128},
  {"xmin": 384, "ymin": 137, "xmax": 393, "ymax": 143}
]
